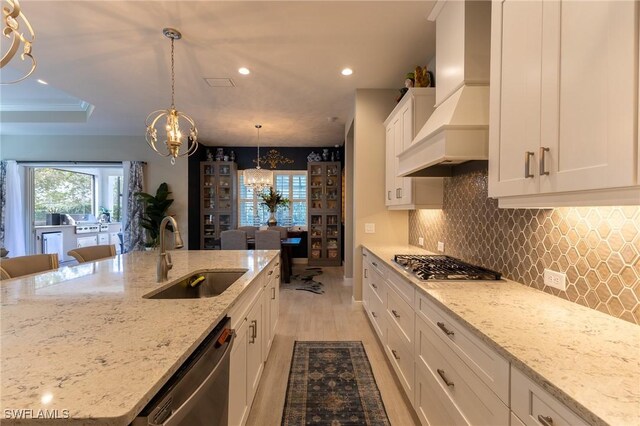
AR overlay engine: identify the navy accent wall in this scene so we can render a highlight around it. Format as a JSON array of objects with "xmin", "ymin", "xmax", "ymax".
[{"xmin": 188, "ymin": 145, "xmax": 344, "ymax": 250}]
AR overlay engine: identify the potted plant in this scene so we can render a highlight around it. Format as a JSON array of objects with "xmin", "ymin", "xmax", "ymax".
[
  {"xmin": 259, "ymin": 186, "xmax": 289, "ymax": 227},
  {"xmin": 135, "ymin": 182, "xmax": 174, "ymax": 248}
]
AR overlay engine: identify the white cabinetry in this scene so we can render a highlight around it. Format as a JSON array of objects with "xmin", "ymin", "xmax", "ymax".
[
  {"xmin": 228, "ymin": 258, "xmax": 278, "ymax": 426},
  {"xmin": 76, "ymin": 236, "xmax": 98, "ymax": 248},
  {"xmin": 384, "ymin": 88, "xmax": 443, "ymax": 210},
  {"xmin": 263, "ymin": 259, "xmax": 280, "ymax": 358},
  {"xmin": 511, "ymin": 367, "xmax": 588, "ymax": 426},
  {"xmin": 489, "ymin": 0, "xmax": 640, "ymax": 207}
]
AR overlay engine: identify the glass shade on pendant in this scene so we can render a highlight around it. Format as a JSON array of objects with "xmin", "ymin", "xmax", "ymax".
[{"xmin": 243, "ymin": 167, "xmax": 273, "ymax": 192}]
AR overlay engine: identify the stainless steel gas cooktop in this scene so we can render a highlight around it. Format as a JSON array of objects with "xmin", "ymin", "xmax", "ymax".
[{"xmin": 394, "ymin": 254, "xmax": 501, "ymax": 281}]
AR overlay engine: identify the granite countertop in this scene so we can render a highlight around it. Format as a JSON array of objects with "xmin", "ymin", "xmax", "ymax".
[
  {"xmin": 1, "ymin": 250, "xmax": 279, "ymax": 425},
  {"xmin": 363, "ymin": 244, "xmax": 640, "ymax": 426}
]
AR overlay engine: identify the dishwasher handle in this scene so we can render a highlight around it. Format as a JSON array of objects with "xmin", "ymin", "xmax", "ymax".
[{"xmin": 151, "ymin": 330, "xmax": 235, "ymax": 426}]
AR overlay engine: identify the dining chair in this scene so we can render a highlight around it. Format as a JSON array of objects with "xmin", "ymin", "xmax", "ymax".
[
  {"xmin": 255, "ymin": 230, "xmax": 282, "ymax": 250},
  {"xmin": 68, "ymin": 244, "xmax": 116, "ymax": 263},
  {"xmin": 221, "ymin": 230, "xmax": 248, "ymax": 250},
  {"xmin": 270, "ymin": 226, "xmax": 288, "ymax": 239},
  {"xmin": 237, "ymin": 226, "xmax": 258, "ymax": 240},
  {"xmin": 0, "ymin": 253, "xmax": 59, "ymax": 280}
]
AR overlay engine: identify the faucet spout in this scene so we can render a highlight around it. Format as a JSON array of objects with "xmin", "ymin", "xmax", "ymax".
[{"xmin": 157, "ymin": 216, "xmax": 183, "ymax": 282}]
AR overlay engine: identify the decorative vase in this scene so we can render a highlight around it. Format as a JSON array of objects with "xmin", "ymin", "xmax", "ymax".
[{"xmin": 267, "ymin": 212, "xmax": 278, "ymax": 227}]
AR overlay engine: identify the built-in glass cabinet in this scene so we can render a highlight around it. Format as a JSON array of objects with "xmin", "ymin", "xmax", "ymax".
[{"xmin": 200, "ymin": 161, "xmax": 237, "ymax": 249}]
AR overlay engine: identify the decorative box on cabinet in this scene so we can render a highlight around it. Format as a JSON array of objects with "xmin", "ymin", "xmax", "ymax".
[
  {"xmin": 200, "ymin": 161, "xmax": 238, "ymax": 249},
  {"xmin": 308, "ymin": 162, "xmax": 341, "ymax": 266},
  {"xmin": 384, "ymin": 88, "xmax": 443, "ymax": 210},
  {"xmin": 489, "ymin": 0, "xmax": 640, "ymax": 207}
]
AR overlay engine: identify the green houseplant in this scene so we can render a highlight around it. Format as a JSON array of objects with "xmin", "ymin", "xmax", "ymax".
[
  {"xmin": 259, "ymin": 186, "xmax": 289, "ymax": 226},
  {"xmin": 136, "ymin": 182, "xmax": 174, "ymax": 247}
]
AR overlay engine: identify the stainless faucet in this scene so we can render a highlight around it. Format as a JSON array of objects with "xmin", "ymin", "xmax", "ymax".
[{"xmin": 157, "ymin": 216, "xmax": 184, "ymax": 282}]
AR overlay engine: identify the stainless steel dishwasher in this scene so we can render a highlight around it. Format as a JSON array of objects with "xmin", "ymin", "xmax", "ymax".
[{"xmin": 133, "ymin": 316, "xmax": 234, "ymax": 426}]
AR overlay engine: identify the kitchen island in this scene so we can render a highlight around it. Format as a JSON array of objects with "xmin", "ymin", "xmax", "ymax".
[
  {"xmin": 362, "ymin": 244, "xmax": 640, "ymax": 426},
  {"xmin": 1, "ymin": 250, "xmax": 279, "ymax": 425}
]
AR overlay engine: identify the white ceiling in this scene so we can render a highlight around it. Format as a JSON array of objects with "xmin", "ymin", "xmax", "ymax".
[{"xmin": 0, "ymin": 1, "xmax": 436, "ymax": 146}]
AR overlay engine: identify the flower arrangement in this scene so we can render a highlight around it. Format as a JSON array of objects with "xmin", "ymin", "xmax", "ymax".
[{"xmin": 259, "ymin": 186, "xmax": 289, "ymax": 213}]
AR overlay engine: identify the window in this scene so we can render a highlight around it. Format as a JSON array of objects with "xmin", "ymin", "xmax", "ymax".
[
  {"xmin": 107, "ymin": 175, "xmax": 124, "ymax": 222},
  {"xmin": 238, "ymin": 171, "xmax": 307, "ymax": 227},
  {"xmin": 34, "ymin": 168, "xmax": 95, "ymax": 225}
]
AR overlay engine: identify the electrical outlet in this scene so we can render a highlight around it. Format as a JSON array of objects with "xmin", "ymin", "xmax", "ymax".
[
  {"xmin": 418, "ymin": 237, "xmax": 424, "ymax": 247},
  {"xmin": 364, "ymin": 223, "xmax": 375, "ymax": 234},
  {"xmin": 544, "ymin": 269, "xmax": 567, "ymax": 291},
  {"xmin": 437, "ymin": 241, "xmax": 445, "ymax": 252}
]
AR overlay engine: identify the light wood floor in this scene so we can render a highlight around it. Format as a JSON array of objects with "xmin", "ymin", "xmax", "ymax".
[{"xmin": 246, "ymin": 266, "xmax": 419, "ymax": 426}]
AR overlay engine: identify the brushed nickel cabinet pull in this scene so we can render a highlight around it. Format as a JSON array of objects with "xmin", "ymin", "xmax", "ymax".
[
  {"xmin": 249, "ymin": 323, "xmax": 256, "ymax": 344},
  {"xmin": 252, "ymin": 320, "xmax": 258, "ymax": 339},
  {"xmin": 372, "ymin": 261, "xmax": 378, "ymax": 267},
  {"xmin": 363, "ymin": 252, "xmax": 368, "ymax": 257},
  {"xmin": 398, "ymin": 188, "xmax": 402, "ymax": 198},
  {"xmin": 391, "ymin": 310, "xmax": 400, "ymax": 318},
  {"xmin": 540, "ymin": 147, "xmax": 550, "ymax": 175},
  {"xmin": 268, "ymin": 270, "xmax": 273, "ymax": 276},
  {"xmin": 391, "ymin": 349, "xmax": 400, "ymax": 360},
  {"xmin": 437, "ymin": 322, "xmax": 454, "ymax": 336},
  {"xmin": 396, "ymin": 188, "xmax": 401, "ymax": 199},
  {"xmin": 371, "ymin": 283, "xmax": 377, "ymax": 289},
  {"xmin": 387, "ymin": 191, "xmax": 391, "ymax": 200},
  {"xmin": 525, "ymin": 151, "xmax": 535, "ymax": 178},
  {"xmin": 364, "ymin": 269, "xmax": 368, "ymax": 278},
  {"xmin": 271, "ymin": 287, "xmax": 276, "ymax": 299},
  {"xmin": 372, "ymin": 311, "xmax": 377, "ymax": 318},
  {"xmin": 437, "ymin": 369, "xmax": 454, "ymax": 387},
  {"xmin": 537, "ymin": 415, "xmax": 553, "ymax": 426}
]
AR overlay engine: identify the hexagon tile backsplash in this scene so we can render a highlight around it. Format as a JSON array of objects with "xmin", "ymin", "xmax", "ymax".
[{"xmin": 408, "ymin": 162, "xmax": 640, "ymax": 324}]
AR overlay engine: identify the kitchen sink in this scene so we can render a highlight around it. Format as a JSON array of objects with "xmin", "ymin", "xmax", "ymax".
[{"xmin": 144, "ymin": 270, "xmax": 248, "ymax": 299}]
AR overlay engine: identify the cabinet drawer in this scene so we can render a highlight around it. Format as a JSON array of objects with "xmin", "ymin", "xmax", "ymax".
[
  {"xmin": 416, "ymin": 293, "xmax": 509, "ymax": 404},
  {"xmin": 368, "ymin": 254, "xmax": 387, "ymax": 279},
  {"xmin": 386, "ymin": 285, "xmax": 414, "ymax": 346},
  {"xmin": 369, "ymin": 268, "xmax": 386, "ymax": 302},
  {"xmin": 511, "ymin": 367, "xmax": 588, "ymax": 426},
  {"xmin": 415, "ymin": 361, "xmax": 467, "ymax": 426},
  {"xmin": 367, "ymin": 287, "xmax": 386, "ymax": 341},
  {"xmin": 386, "ymin": 268, "xmax": 415, "ymax": 305},
  {"xmin": 415, "ymin": 315, "xmax": 509, "ymax": 426},
  {"xmin": 385, "ymin": 322, "xmax": 414, "ymax": 400},
  {"xmin": 511, "ymin": 412, "xmax": 526, "ymax": 426}
]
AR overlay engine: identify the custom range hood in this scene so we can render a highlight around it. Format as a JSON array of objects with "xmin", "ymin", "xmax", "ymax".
[{"xmin": 398, "ymin": 0, "xmax": 491, "ymax": 177}]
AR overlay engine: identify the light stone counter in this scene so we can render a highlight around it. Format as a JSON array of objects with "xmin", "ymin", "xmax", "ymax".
[
  {"xmin": 1, "ymin": 250, "xmax": 279, "ymax": 425},
  {"xmin": 363, "ymin": 244, "xmax": 640, "ymax": 426}
]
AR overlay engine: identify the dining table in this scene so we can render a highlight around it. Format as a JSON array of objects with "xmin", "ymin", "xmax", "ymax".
[{"xmin": 246, "ymin": 237, "xmax": 301, "ymax": 283}]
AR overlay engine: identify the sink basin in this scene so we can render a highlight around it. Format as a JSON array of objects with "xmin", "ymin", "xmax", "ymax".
[{"xmin": 145, "ymin": 270, "xmax": 248, "ymax": 299}]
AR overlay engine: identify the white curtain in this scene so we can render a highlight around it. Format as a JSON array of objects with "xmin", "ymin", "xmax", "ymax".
[
  {"xmin": 2, "ymin": 161, "xmax": 26, "ymax": 256},
  {"xmin": 122, "ymin": 161, "xmax": 145, "ymax": 252}
]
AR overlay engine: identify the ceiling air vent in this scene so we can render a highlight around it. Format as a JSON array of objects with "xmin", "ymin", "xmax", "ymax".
[{"xmin": 204, "ymin": 78, "xmax": 236, "ymax": 87}]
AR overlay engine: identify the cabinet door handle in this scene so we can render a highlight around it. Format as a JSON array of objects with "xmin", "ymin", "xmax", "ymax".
[
  {"xmin": 537, "ymin": 415, "xmax": 554, "ymax": 426},
  {"xmin": 395, "ymin": 188, "xmax": 401, "ymax": 198},
  {"xmin": 391, "ymin": 349, "xmax": 400, "ymax": 360},
  {"xmin": 363, "ymin": 252, "xmax": 368, "ymax": 257},
  {"xmin": 275, "ymin": 275, "xmax": 280, "ymax": 279},
  {"xmin": 268, "ymin": 270, "xmax": 273, "ymax": 276},
  {"xmin": 364, "ymin": 269, "xmax": 368, "ymax": 278},
  {"xmin": 391, "ymin": 310, "xmax": 400, "ymax": 318},
  {"xmin": 271, "ymin": 287, "xmax": 276, "ymax": 299},
  {"xmin": 248, "ymin": 323, "xmax": 256, "ymax": 344},
  {"xmin": 437, "ymin": 321, "xmax": 454, "ymax": 336},
  {"xmin": 437, "ymin": 369, "xmax": 454, "ymax": 387},
  {"xmin": 372, "ymin": 311, "xmax": 377, "ymax": 318},
  {"xmin": 525, "ymin": 151, "xmax": 535, "ymax": 178},
  {"xmin": 387, "ymin": 190, "xmax": 391, "ymax": 200},
  {"xmin": 539, "ymin": 147, "xmax": 550, "ymax": 176},
  {"xmin": 398, "ymin": 188, "xmax": 402, "ymax": 198},
  {"xmin": 372, "ymin": 261, "xmax": 378, "ymax": 267},
  {"xmin": 371, "ymin": 283, "xmax": 377, "ymax": 289}
]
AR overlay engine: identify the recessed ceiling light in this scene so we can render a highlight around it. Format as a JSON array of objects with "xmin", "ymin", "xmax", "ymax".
[
  {"xmin": 341, "ymin": 68, "xmax": 353, "ymax": 76},
  {"xmin": 37, "ymin": 79, "xmax": 48, "ymax": 85},
  {"xmin": 238, "ymin": 67, "xmax": 250, "ymax": 75}
]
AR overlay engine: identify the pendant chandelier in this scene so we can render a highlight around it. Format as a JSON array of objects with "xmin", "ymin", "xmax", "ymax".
[
  {"xmin": 145, "ymin": 28, "xmax": 198, "ymax": 165},
  {"xmin": 243, "ymin": 124, "xmax": 273, "ymax": 192},
  {"xmin": 1, "ymin": 0, "xmax": 36, "ymax": 85}
]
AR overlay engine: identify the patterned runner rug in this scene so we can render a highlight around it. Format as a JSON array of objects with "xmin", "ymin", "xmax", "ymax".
[{"xmin": 282, "ymin": 341, "xmax": 390, "ymax": 426}]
